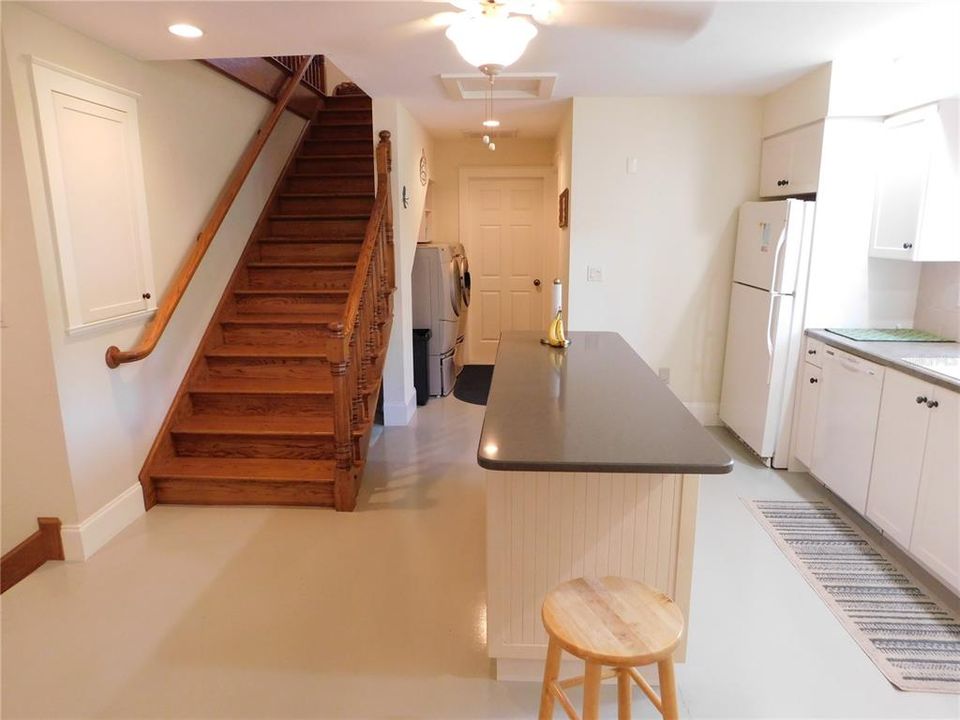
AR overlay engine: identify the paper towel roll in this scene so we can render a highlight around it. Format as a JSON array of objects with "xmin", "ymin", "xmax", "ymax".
[{"xmin": 552, "ymin": 279, "xmax": 563, "ymax": 316}]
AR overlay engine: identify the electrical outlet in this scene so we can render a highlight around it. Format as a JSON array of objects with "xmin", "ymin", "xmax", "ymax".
[
  {"xmin": 659, "ymin": 367, "xmax": 670, "ymax": 384},
  {"xmin": 587, "ymin": 266, "xmax": 603, "ymax": 283}
]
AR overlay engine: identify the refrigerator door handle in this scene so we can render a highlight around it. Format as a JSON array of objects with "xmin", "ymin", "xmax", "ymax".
[
  {"xmin": 769, "ymin": 220, "xmax": 789, "ymax": 293},
  {"xmin": 765, "ymin": 294, "xmax": 781, "ymax": 385}
]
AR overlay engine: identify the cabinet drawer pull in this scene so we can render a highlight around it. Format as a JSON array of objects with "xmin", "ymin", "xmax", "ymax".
[
  {"xmin": 810, "ymin": 377, "xmax": 819, "ymax": 384},
  {"xmin": 926, "ymin": 399, "xmax": 939, "ymax": 409},
  {"xmin": 916, "ymin": 395, "xmax": 927, "ymax": 404}
]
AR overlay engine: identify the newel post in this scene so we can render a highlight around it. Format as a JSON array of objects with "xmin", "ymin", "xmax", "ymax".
[{"xmin": 327, "ymin": 322, "xmax": 356, "ymax": 511}]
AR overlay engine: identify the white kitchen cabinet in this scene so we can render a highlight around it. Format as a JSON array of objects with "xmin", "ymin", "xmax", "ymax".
[
  {"xmin": 810, "ymin": 348, "xmax": 884, "ymax": 514},
  {"xmin": 760, "ymin": 122, "xmax": 824, "ymax": 198},
  {"xmin": 865, "ymin": 371, "xmax": 932, "ymax": 547},
  {"xmin": 870, "ymin": 99, "xmax": 960, "ymax": 262},
  {"xmin": 909, "ymin": 387, "xmax": 960, "ymax": 591},
  {"xmin": 793, "ymin": 362, "xmax": 821, "ymax": 468}
]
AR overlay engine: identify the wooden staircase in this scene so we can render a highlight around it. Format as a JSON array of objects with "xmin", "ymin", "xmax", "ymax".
[{"xmin": 139, "ymin": 92, "xmax": 394, "ymax": 512}]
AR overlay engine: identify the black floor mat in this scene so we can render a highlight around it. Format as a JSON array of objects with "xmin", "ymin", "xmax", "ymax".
[{"xmin": 454, "ymin": 365, "xmax": 494, "ymax": 406}]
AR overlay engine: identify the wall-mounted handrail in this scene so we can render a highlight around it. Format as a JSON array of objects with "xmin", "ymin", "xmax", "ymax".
[{"xmin": 105, "ymin": 55, "xmax": 315, "ymax": 368}]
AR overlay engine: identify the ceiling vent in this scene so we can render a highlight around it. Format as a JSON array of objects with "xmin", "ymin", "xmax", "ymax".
[{"xmin": 441, "ymin": 73, "xmax": 557, "ymax": 101}]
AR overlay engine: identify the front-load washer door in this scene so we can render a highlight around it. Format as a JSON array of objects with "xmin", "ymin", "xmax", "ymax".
[{"xmin": 456, "ymin": 255, "xmax": 471, "ymax": 308}]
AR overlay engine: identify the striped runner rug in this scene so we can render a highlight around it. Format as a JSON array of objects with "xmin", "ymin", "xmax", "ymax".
[{"xmin": 745, "ymin": 499, "xmax": 960, "ymax": 693}]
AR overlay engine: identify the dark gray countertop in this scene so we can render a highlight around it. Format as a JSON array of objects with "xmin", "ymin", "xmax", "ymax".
[
  {"xmin": 477, "ymin": 331, "xmax": 734, "ymax": 474},
  {"xmin": 806, "ymin": 329, "xmax": 960, "ymax": 392}
]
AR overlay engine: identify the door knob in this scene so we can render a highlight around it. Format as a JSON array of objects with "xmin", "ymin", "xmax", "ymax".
[{"xmin": 533, "ymin": 279, "xmax": 541, "ymax": 288}]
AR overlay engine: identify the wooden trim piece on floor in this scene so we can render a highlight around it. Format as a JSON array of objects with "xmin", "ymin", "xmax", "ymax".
[{"xmin": 1, "ymin": 518, "xmax": 64, "ymax": 593}]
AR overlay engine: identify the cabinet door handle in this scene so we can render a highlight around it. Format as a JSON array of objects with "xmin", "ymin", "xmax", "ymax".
[
  {"xmin": 808, "ymin": 349, "xmax": 817, "ymax": 355},
  {"xmin": 142, "ymin": 292, "xmax": 152, "ymax": 300},
  {"xmin": 926, "ymin": 399, "xmax": 939, "ymax": 408},
  {"xmin": 916, "ymin": 395, "xmax": 927, "ymax": 404},
  {"xmin": 903, "ymin": 242, "xmax": 913, "ymax": 250},
  {"xmin": 809, "ymin": 377, "xmax": 818, "ymax": 384}
]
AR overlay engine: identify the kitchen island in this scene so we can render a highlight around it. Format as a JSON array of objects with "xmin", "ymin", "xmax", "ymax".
[{"xmin": 478, "ymin": 331, "xmax": 733, "ymax": 680}]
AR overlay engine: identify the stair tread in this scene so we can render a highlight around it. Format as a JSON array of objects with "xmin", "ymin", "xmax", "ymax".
[
  {"xmin": 279, "ymin": 192, "xmax": 374, "ymax": 199},
  {"xmin": 288, "ymin": 172, "xmax": 372, "ymax": 178},
  {"xmin": 172, "ymin": 415, "xmax": 334, "ymax": 435},
  {"xmin": 246, "ymin": 261, "xmax": 356, "ymax": 269},
  {"xmin": 220, "ymin": 312, "xmax": 341, "ymax": 325},
  {"xmin": 190, "ymin": 377, "xmax": 332, "ymax": 394},
  {"xmin": 206, "ymin": 344, "xmax": 328, "ymax": 358},
  {"xmin": 270, "ymin": 214, "xmax": 369, "ymax": 220},
  {"xmin": 151, "ymin": 457, "xmax": 335, "ymax": 482},
  {"xmin": 234, "ymin": 288, "xmax": 349, "ymax": 296},
  {"xmin": 297, "ymin": 153, "xmax": 373, "ymax": 159},
  {"xmin": 258, "ymin": 236, "xmax": 363, "ymax": 243}
]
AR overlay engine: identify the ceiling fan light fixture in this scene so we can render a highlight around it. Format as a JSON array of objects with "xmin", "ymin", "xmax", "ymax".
[{"xmin": 445, "ymin": 13, "xmax": 538, "ymax": 69}]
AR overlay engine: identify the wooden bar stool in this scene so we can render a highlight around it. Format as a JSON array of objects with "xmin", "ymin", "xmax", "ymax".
[{"xmin": 538, "ymin": 576, "xmax": 685, "ymax": 720}]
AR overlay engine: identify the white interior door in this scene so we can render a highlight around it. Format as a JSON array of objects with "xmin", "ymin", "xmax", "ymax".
[{"xmin": 464, "ymin": 177, "xmax": 546, "ymax": 364}]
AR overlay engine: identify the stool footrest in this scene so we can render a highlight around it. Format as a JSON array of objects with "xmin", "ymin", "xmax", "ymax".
[
  {"xmin": 548, "ymin": 681, "xmax": 581, "ymax": 720},
  {"xmin": 628, "ymin": 667, "xmax": 663, "ymax": 713},
  {"xmin": 558, "ymin": 668, "xmax": 618, "ymax": 690}
]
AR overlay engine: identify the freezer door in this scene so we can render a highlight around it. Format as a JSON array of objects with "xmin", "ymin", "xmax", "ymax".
[
  {"xmin": 733, "ymin": 200, "xmax": 806, "ymax": 293},
  {"xmin": 719, "ymin": 283, "xmax": 795, "ymax": 458}
]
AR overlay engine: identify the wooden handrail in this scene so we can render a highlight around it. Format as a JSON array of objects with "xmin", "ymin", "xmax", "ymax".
[{"xmin": 105, "ymin": 55, "xmax": 315, "ymax": 368}]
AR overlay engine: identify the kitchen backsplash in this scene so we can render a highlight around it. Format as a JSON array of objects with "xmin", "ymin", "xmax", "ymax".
[{"xmin": 914, "ymin": 262, "xmax": 960, "ymax": 341}]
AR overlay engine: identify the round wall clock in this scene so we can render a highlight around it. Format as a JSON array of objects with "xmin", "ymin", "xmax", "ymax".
[{"xmin": 419, "ymin": 150, "xmax": 428, "ymax": 186}]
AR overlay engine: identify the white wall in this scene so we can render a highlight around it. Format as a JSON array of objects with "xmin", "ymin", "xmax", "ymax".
[
  {"xmin": 554, "ymin": 101, "xmax": 573, "ymax": 312},
  {"xmin": 373, "ymin": 98, "xmax": 434, "ymax": 425},
  {"xmin": 1, "ymin": 3, "xmax": 304, "ymax": 555},
  {"xmin": 567, "ymin": 97, "xmax": 762, "ymax": 414}
]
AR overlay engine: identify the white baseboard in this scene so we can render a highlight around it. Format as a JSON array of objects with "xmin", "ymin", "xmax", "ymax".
[
  {"xmin": 383, "ymin": 389, "xmax": 416, "ymax": 426},
  {"xmin": 61, "ymin": 482, "xmax": 145, "ymax": 561},
  {"xmin": 683, "ymin": 402, "xmax": 720, "ymax": 426}
]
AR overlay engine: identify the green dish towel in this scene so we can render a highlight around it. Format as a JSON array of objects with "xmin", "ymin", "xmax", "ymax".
[{"xmin": 827, "ymin": 328, "xmax": 951, "ymax": 342}]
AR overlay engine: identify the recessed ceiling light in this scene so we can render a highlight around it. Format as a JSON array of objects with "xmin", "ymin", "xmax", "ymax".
[
  {"xmin": 168, "ymin": 23, "xmax": 203, "ymax": 39},
  {"xmin": 482, "ymin": 119, "xmax": 500, "ymax": 128}
]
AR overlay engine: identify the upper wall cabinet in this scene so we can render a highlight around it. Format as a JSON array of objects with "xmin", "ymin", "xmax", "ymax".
[
  {"xmin": 32, "ymin": 60, "xmax": 156, "ymax": 333},
  {"xmin": 759, "ymin": 122, "xmax": 824, "ymax": 198},
  {"xmin": 870, "ymin": 99, "xmax": 960, "ymax": 262}
]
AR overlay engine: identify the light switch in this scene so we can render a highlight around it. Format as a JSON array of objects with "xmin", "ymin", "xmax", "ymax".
[
  {"xmin": 626, "ymin": 157, "xmax": 639, "ymax": 174},
  {"xmin": 587, "ymin": 266, "xmax": 602, "ymax": 283}
]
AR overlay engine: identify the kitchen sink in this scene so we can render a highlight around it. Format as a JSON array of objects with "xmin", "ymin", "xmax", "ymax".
[{"xmin": 903, "ymin": 357, "xmax": 960, "ymax": 382}]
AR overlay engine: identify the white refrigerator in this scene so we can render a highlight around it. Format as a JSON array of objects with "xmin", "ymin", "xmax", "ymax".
[{"xmin": 719, "ymin": 199, "xmax": 816, "ymax": 468}]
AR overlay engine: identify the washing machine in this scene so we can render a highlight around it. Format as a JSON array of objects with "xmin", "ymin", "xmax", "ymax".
[{"xmin": 412, "ymin": 243, "xmax": 471, "ymax": 396}]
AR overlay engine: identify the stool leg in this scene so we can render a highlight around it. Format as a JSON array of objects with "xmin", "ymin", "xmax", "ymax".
[
  {"xmin": 657, "ymin": 658, "xmax": 680, "ymax": 720},
  {"xmin": 538, "ymin": 637, "xmax": 562, "ymax": 720},
  {"xmin": 582, "ymin": 661, "xmax": 602, "ymax": 720},
  {"xmin": 617, "ymin": 668, "xmax": 632, "ymax": 720}
]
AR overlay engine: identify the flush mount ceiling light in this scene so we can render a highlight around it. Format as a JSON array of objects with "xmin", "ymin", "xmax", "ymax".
[
  {"xmin": 445, "ymin": 8, "xmax": 537, "ymax": 72},
  {"xmin": 168, "ymin": 23, "xmax": 204, "ymax": 38}
]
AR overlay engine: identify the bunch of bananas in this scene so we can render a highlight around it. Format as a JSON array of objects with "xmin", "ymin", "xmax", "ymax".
[{"xmin": 545, "ymin": 310, "xmax": 569, "ymax": 347}]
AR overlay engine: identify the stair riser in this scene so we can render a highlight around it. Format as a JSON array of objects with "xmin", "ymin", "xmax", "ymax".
[
  {"xmin": 302, "ymin": 140, "xmax": 373, "ymax": 156},
  {"xmin": 315, "ymin": 110, "xmax": 371, "ymax": 125},
  {"xmin": 205, "ymin": 356, "xmax": 329, "ymax": 380},
  {"xmin": 221, "ymin": 324, "xmax": 332, "ymax": 346},
  {"xmin": 278, "ymin": 196, "xmax": 373, "ymax": 215},
  {"xmin": 268, "ymin": 217, "xmax": 367, "ymax": 237},
  {"xmin": 234, "ymin": 294, "xmax": 344, "ymax": 315},
  {"xmin": 324, "ymin": 96, "xmax": 372, "ymax": 110},
  {"xmin": 285, "ymin": 175, "xmax": 374, "ymax": 193},
  {"xmin": 309, "ymin": 124, "xmax": 373, "ymax": 142},
  {"xmin": 190, "ymin": 392, "xmax": 332, "ymax": 417},
  {"xmin": 258, "ymin": 242, "xmax": 361, "ymax": 262},
  {"xmin": 247, "ymin": 267, "xmax": 354, "ymax": 290},
  {"xmin": 153, "ymin": 479, "xmax": 335, "ymax": 506},
  {"xmin": 296, "ymin": 156, "xmax": 373, "ymax": 175},
  {"xmin": 172, "ymin": 433, "xmax": 335, "ymax": 460}
]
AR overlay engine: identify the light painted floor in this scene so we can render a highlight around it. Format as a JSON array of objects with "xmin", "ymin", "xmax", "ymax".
[{"xmin": 2, "ymin": 395, "xmax": 958, "ymax": 719}]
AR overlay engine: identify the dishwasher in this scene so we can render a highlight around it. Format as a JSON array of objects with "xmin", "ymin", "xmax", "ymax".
[{"xmin": 810, "ymin": 347, "xmax": 884, "ymax": 513}]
